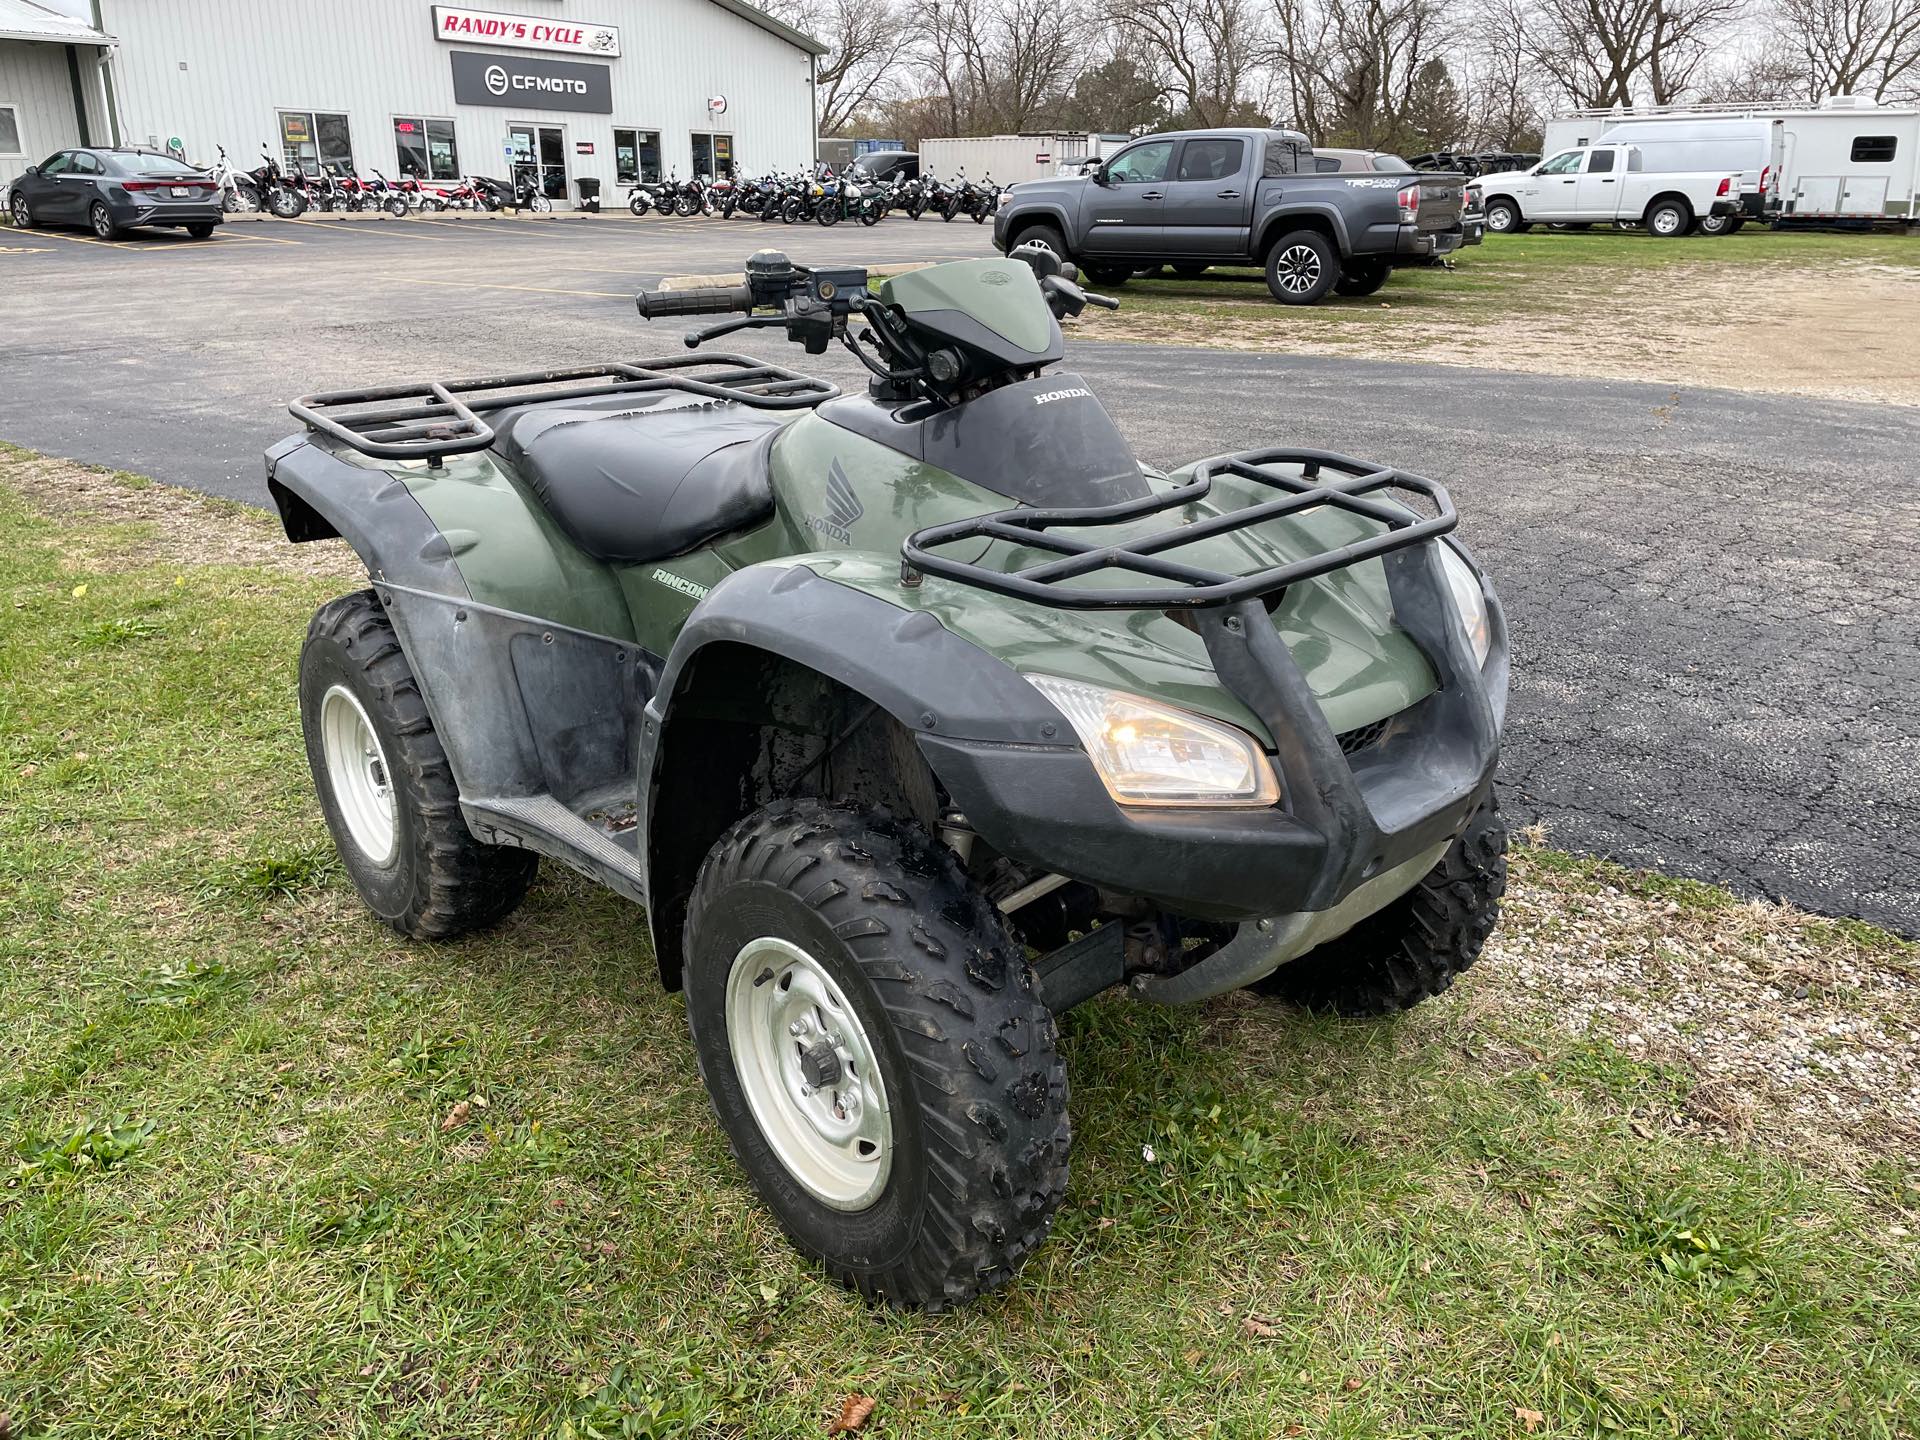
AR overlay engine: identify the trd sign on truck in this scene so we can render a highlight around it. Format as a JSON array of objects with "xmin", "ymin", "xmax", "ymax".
[
  {"xmin": 449, "ymin": 50, "xmax": 614, "ymax": 114},
  {"xmin": 433, "ymin": 5, "xmax": 622, "ymax": 58}
]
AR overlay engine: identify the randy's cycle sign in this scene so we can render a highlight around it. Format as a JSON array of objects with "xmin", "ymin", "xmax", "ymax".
[
  {"xmin": 432, "ymin": 5, "xmax": 622, "ymax": 57},
  {"xmin": 448, "ymin": 50, "xmax": 614, "ymax": 114}
]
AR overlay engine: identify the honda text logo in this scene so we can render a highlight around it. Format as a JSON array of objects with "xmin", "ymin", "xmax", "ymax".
[
  {"xmin": 1032, "ymin": 386, "xmax": 1092, "ymax": 406},
  {"xmin": 449, "ymin": 50, "xmax": 613, "ymax": 113}
]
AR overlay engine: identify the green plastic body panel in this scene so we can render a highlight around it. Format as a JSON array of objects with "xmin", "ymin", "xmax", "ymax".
[
  {"xmin": 715, "ymin": 414, "xmax": 1436, "ymax": 742},
  {"xmin": 878, "ymin": 259, "xmax": 1054, "ymax": 355},
  {"xmin": 355, "ymin": 404, "xmax": 1436, "ymax": 743},
  {"xmin": 366, "ymin": 450, "xmax": 635, "ymax": 641}
]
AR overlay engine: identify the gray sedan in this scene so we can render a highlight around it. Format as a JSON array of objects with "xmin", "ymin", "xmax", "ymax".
[{"xmin": 8, "ymin": 147, "xmax": 223, "ymax": 240}]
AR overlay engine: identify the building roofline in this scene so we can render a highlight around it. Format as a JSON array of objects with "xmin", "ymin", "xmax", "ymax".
[
  {"xmin": 705, "ymin": 0, "xmax": 828, "ymax": 55},
  {"xmin": 0, "ymin": 0, "xmax": 112, "ymax": 44}
]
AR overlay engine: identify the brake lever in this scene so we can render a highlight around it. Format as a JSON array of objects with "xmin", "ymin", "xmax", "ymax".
[{"xmin": 681, "ymin": 314, "xmax": 784, "ymax": 349}]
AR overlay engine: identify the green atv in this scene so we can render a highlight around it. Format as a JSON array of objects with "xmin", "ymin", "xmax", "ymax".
[{"xmin": 271, "ymin": 246, "xmax": 1508, "ymax": 1309}]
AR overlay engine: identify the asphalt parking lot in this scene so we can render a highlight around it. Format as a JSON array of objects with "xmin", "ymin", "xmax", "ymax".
[{"xmin": 3, "ymin": 210, "xmax": 1915, "ymax": 934}]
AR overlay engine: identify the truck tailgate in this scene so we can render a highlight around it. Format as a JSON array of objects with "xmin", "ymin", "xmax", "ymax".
[{"xmin": 1413, "ymin": 177, "xmax": 1464, "ymax": 231}]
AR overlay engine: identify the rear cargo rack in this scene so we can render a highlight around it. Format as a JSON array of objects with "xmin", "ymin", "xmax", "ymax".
[
  {"xmin": 289, "ymin": 355, "xmax": 838, "ymax": 466},
  {"xmin": 900, "ymin": 447, "xmax": 1457, "ymax": 610}
]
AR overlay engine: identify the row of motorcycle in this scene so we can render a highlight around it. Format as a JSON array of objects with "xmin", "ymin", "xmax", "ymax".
[
  {"xmin": 204, "ymin": 146, "xmax": 554, "ymax": 218},
  {"xmin": 625, "ymin": 168, "xmax": 1002, "ymax": 226}
]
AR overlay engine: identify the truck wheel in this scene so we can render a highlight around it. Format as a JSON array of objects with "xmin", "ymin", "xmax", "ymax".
[
  {"xmin": 1694, "ymin": 212, "xmax": 1734, "ymax": 236},
  {"xmin": 1646, "ymin": 198, "xmax": 1691, "ymax": 237},
  {"xmin": 1484, "ymin": 198, "xmax": 1526, "ymax": 234},
  {"xmin": 683, "ymin": 800, "xmax": 1070, "ymax": 1310},
  {"xmin": 299, "ymin": 589, "xmax": 538, "ymax": 939},
  {"xmin": 1334, "ymin": 259, "xmax": 1390, "ymax": 297},
  {"xmin": 1251, "ymin": 795, "xmax": 1508, "ymax": 1016},
  {"xmin": 1011, "ymin": 221, "xmax": 1066, "ymax": 261},
  {"xmin": 1079, "ymin": 262, "xmax": 1133, "ymax": 287},
  {"xmin": 1264, "ymin": 229, "xmax": 1341, "ymax": 305}
]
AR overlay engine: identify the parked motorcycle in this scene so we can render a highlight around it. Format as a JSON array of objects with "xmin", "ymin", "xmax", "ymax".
[{"xmin": 249, "ymin": 148, "xmax": 308, "ymax": 218}]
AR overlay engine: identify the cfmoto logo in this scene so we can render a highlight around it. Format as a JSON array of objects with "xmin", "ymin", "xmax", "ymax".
[{"xmin": 484, "ymin": 64, "xmax": 509, "ymax": 96}]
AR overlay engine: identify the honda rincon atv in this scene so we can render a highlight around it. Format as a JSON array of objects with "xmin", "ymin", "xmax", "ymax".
[{"xmin": 270, "ymin": 246, "xmax": 1509, "ymax": 1309}]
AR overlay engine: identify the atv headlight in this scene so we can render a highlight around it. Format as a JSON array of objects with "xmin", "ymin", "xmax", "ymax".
[
  {"xmin": 1028, "ymin": 676, "xmax": 1280, "ymax": 807},
  {"xmin": 1439, "ymin": 544, "xmax": 1492, "ymax": 668}
]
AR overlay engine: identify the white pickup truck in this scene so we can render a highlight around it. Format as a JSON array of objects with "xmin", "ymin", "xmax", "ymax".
[{"xmin": 1471, "ymin": 143, "xmax": 1743, "ymax": 237}]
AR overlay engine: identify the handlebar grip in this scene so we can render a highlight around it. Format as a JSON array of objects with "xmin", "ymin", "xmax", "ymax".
[{"xmin": 635, "ymin": 282, "xmax": 753, "ymax": 319}]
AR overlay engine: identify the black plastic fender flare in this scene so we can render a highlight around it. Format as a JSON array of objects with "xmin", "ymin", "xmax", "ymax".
[
  {"xmin": 997, "ymin": 201, "xmax": 1075, "ymax": 252},
  {"xmin": 635, "ymin": 561, "xmax": 1082, "ymax": 967},
  {"xmin": 1254, "ymin": 203, "xmax": 1353, "ymax": 259}
]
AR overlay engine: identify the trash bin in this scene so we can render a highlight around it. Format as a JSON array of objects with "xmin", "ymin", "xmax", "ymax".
[{"xmin": 575, "ymin": 177, "xmax": 602, "ymax": 214}]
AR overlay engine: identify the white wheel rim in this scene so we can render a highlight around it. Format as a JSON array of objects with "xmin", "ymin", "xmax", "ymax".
[
  {"xmin": 1489, "ymin": 207, "xmax": 1512, "ymax": 231},
  {"xmin": 1276, "ymin": 244, "xmax": 1322, "ymax": 293},
  {"xmin": 319, "ymin": 684, "xmax": 397, "ymax": 865},
  {"xmin": 726, "ymin": 937, "xmax": 893, "ymax": 1212},
  {"xmin": 1654, "ymin": 209, "xmax": 1680, "ymax": 234}
]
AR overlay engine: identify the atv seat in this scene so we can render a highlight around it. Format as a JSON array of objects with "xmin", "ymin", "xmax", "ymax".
[{"xmin": 491, "ymin": 397, "xmax": 782, "ymax": 564}]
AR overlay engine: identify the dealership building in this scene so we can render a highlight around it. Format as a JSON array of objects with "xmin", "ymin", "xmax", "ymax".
[{"xmin": 1, "ymin": 0, "xmax": 824, "ymax": 197}]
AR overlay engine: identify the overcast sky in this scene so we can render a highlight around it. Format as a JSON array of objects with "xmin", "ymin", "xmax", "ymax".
[{"xmin": 39, "ymin": 0, "xmax": 94, "ymax": 18}]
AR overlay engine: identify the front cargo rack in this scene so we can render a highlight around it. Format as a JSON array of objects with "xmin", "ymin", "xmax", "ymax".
[
  {"xmin": 290, "ymin": 354, "xmax": 839, "ymax": 466},
  {"xmin": 900, "ymin": 446, "xmax": 1457, "ymax": 610}
]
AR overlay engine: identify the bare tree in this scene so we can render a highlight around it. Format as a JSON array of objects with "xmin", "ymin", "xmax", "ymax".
[
  {"xmin": 1776, "ymin": 0, "xmax": 1920, "ymax": 101},
  {"xmin": 911, "ymin": 0, "xmax": 1083, "ymax": 134},
  {"xmin": 1458, "ymin": 0, "xmax": 1546, "ymax": 146},
  {"xmin": 762, "ymin": 0, "xmax": 916, "ymax": 135},
  {"xmin": 1521, "ymin": 0, "xmax": 1747, "ymax": 106},
  {"xmin": 1108, "ymin": 0, "xmax": 1265, "ymax": 126},
  {"xmin": 1267, "ymin": 0, "xmax": 1456, "ymax": 150}
]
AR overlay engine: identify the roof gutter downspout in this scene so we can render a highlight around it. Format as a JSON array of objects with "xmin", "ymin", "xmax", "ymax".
[
  {"xmin": 64, "ymin": 44, "xmax": 91, "ymax": 146},
  {"xmin": 809, "ymin": 52, "xmax": 818, "ymax": 170},
  {"xmin": 92, "ymin": 0, "xmax": 120, "ymax": 145}
]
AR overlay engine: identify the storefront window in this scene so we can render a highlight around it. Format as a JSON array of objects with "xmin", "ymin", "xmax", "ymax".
[
  {"xmin": 280, "ymin": 110, "xmax": 353, "ymax": 177},
  {"xmin": 394, "ymin": 117, "xmax": 460, "ymax": 180},
  {"xmin": 690, "ymin": 131, "xmax": 734, "ymax": 179},
  {"xmin": 0, "ymin": 106, "xmax": 21, "ymax": 158},
  {"xmin": 614, "ymin": 127, "xmax": 661, "ymax": 184}
]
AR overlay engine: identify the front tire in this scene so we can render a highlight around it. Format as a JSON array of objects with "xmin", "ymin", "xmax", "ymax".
[
  {"xmin": 1264, "ymin": 229, "xmax": 1341, "ymax": 304},
  {"xmin": 9, "ymin": 192, "xmax": 32, "ymax": 228},
  {"xmin": 684, "ymin": 801, "xmax": 1070, "ymax": 1309},
  {"xmin": 1252, "ymin": 796, "xmax": 1508, "ymax": 1015},
  {"xmin": 299, "ymin": 590, "xmax": 537, "ymax": 939}
]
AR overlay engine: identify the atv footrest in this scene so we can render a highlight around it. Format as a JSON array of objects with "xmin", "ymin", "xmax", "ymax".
[
  {"xmin": 290, "ymin": 355, "xmax": 839, "ymax": 466},
  {"xmin": 900, "ymin": 447, "xmax": 1455, "ymax": 610}
]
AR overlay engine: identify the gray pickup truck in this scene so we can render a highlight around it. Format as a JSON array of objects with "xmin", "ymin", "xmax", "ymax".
[{"xmin": 992, "ymin": 127, "xmax": 1472, "ymax": 305}]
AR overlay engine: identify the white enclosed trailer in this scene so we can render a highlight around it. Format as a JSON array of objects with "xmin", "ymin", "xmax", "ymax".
[
  {"xmin": 921, "ymin": 133, "xmax": 1107, "ymax": 185},
  {"xmin": 1541, "ymin": 96, "xmax": 1920, "ymax": 225}
]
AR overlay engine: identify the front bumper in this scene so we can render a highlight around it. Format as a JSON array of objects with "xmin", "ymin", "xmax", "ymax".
[{"xmin": 921, "ymin": 548, "xmax": 1508, "ymax": 925}]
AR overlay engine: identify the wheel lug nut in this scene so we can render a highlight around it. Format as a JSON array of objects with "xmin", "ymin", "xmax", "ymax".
[{"xmin": 789, "ymin": 1021, "xmax": 805, "ymax": 1037}]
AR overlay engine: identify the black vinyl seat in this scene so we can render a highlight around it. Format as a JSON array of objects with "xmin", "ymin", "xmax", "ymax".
[{"xmin": 491, "ymin": 397, "xmax": 785, "ymax": 564}]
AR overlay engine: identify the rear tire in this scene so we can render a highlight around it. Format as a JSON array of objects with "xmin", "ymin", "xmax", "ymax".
[
  {"xmin": 1251, "ymin": 796, "xmax": 1508, "ymax": 1016},
  {"xmin": 1334, "ymin": 259, "xmax": 1390, "ymax": 297},
  {"xmin": 1646, "ymin": 198, "xmax": 1691, "ymax": 237},
  {"xmin": 684, "ymin": 800, "xmax": 1070, "ymax": 1310},
  {"xmin": 299, "ymin": 589, "xmax": 537, "ymax": 940},
  {"xmin": 1694, "ymin": 211, "xmax": 1733, "ymax": 236},
  {"xmin": 1264, "ymin": 228, "xmax": 1341, "ymax": 304},
  {"xmin": 186, "ymin": 222, "xmax": 215, "ymax": 239},
  {"xmin": 89, "ymin": 201, "xmax": 120, "ymax": 240}
]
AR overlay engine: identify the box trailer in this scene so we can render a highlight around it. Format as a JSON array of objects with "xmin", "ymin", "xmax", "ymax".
[
  {"xmin": 1542, "ymin": 95, "xmax": 1919, "ymax": 225},
  {"xmin": 920, "ymin": 133, "xmax": 1112, "ymax": 185}
]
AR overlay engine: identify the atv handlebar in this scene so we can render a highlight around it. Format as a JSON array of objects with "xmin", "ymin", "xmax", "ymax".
[{"xmin": 634, "ymin": 283, "xmax": 754, "ymax": 319}]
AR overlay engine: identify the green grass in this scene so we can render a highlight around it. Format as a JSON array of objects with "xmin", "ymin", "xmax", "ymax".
[
  {"xmin": 2, "ymin": 460, "xmax": 1918, "ymax": 1437},
  {"xmin": 1082, "ymin": 227, "xmax": 1920, "ymax": 336}
]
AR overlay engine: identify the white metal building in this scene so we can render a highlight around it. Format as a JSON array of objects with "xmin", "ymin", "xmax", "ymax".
[
  {"xmin": 0, "ymin": 0, "xmax": 114, "ymax": 188},
  {"xmin": 10, "ymin": 0, "xmax": 824, "ymax": 201}
]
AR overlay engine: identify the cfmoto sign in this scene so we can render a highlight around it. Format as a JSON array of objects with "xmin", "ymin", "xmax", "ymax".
[{"xmin": 449, "ymin": 50, "xmax": 613, "ymax": 114}]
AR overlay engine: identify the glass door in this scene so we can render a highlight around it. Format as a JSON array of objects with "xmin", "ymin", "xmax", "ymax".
[{"xmin": 509, "ymin": 124, "xmax": 568, "ymax": 201}]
